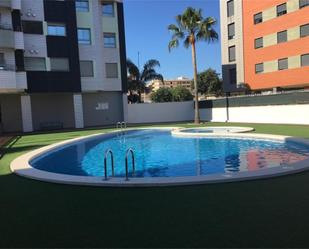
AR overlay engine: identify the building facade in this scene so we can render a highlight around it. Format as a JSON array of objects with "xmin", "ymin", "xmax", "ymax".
[
  {"xmin": 143, "ymin": 77, "xmax": 193, "ymax": 102},
  {"xmin": 149, "ymin": 77, "xmax": 193, "ymax": 92},
  {"xmin": 0, "ymin": 0, "xmax": 127, "ymax": 133},
  {"xmin": 220, "ymin": 0, "xmax": 309, "ymax": 93}
]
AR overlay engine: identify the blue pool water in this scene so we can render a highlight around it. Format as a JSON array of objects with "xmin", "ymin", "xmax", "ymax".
[{"xmin": 30, "ymin": 129, "xmax": 309, "ymax": 178}]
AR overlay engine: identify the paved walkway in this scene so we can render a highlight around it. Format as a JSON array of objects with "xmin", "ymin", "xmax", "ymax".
[{"xmin": 0, "ymin": 136, "xmax": 13, "ymax": 148}]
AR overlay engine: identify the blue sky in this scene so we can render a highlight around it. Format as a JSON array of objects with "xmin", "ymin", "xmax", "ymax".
[{"xmin": 123, "ymin": 0, "xmax": 222, "ymax": 80}]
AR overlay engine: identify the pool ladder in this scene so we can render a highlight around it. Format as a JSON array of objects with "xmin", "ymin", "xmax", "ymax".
[
  {"xmin": 116, "ymin": 121, "xmax": 127, "ymax": 129},
  {"xmin": 103, "ymin": 148, "xmax": 135, "ymax": 181},
  {"xmin": 125, "ymin": 148, "xmax": 135, "ymax": 181},
  {"xmin": 104, "ymin": 149, "xmax": 114, "ymax": 180}
]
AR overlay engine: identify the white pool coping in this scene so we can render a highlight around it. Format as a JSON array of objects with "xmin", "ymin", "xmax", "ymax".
[{"xmin": 10, "ymin": 127, "xmax": 309, "ymax": 187}]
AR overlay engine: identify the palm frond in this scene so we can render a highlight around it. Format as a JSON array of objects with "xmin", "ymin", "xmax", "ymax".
[
  {"xmin": 184, "ymin": 35, "xmax": 191, "ymax": 49},
  {"xmin": 168, "ymin": 39, "xmax": 179, "ymax": 52},
  {"xmin": 143, "ymin": 59, "xmax": 160, "ymax": 71},
  {"xmin": 181, "ymin": 7, "xmax": 202, "ymax": 32},
  {"xmin": 168, "ymin": 24, "xmax": 181, "ymax": 33},
  {"xmin": 168, "ymin": 24, "xmax": 185, "ymax": 40},
  {"xmin": 167, "ymin": 7, "xmax": 218, "ymax": 51},
  {"xmin": 175, "ymin": 14, "xmax": 185, "ymax": 31},
  {"xmin": 126, "ymin": 59, "xmax": 140, "ymax": 80},
  {"xmin": 143, "ymin": 73, "xmax": 163, "ymax": 83},
  {"xmin": 141, "ymin": 68, "xmax": 156, "ymax": 81},
  {"xmin": 196, "ymin": 17, "xmax": 219, "ymax": 42},
  {"xmin": 140, "ymin": 60, "xmax": 162, "ymax": 83}
]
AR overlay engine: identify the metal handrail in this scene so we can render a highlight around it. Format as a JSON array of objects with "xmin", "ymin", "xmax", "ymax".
[
  {"xmin": 104, "ymin": 149, "xmax": 114, "ymax": 180},
  {"xmin": 116, "ymin": 122, "xmax": 122, "ymax": 129},
  {"xmin": 125, "ymin": 148, "xmax": 135, "ymax": 181},
  {"xmin": 116, "ymin": 121, "xmax": 127, "ymax": 129}
]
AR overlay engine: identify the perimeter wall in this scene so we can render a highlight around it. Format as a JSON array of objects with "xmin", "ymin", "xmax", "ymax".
[{"xmin": 127, "ymin": 92, "xmax": 309, "ymax": 125}]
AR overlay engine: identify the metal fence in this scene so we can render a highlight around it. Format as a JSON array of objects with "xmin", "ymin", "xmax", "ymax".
[
  {"xmin": 199, "ymin": 91, "xmax": 309, "ymax": 108},
  {"xmin": 0, "ymin": 64, "xmax": 16, "ymax": 71},
  {"xmin": 0, "ymin": 23, "xmax": 12, "ymax": 30}
]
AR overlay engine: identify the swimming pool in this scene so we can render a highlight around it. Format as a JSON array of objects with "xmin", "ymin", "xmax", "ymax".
[{"xmin": 11, "ymin": 128, "xmax": 309, "ymax": 186}]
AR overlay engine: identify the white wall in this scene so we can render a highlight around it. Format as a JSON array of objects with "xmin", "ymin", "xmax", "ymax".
[
  {"xmin": 128, "ymin": 101, "xmax": 194, "ymax": 124},
  {"xmin": 200, "ymin": 104, "xmax": 309, "ymax": 125},
  {"xmin": 21, "ymin": 0, "xmax": 45, "ymax": 21},
  {"xmin": 23, "ymin": 34, "xmax": 47, "ymax": 58},
  {"xmin": 127, "ymin": 102, "xmax": 309, "ymax": 125}
]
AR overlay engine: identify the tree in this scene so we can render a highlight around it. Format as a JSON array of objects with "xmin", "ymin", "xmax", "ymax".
[
  {"xmin": 197, "ymin": 68, "xmax": 223, "ymax": 97},
  {"xmin": 150, "ymin": 88, "xmax": 173, "ymax": 103},
  {"xmin": 171, "ymin": 86, "xmax": 193, "ymax": 101},
  {"xmin": 127, "ymin": 59, "xmax": 163, "ymax": 103},
  {"xmin": 168, "ymin": 7, "xmax": 218, "ymax": 123}
]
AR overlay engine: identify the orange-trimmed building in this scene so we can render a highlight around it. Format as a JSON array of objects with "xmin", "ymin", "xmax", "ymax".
[{"xmin": 220, "ymin": 0, "xmax": 309, "ymax": 93}]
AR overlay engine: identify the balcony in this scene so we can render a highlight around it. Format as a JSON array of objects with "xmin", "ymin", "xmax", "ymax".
[
  {"xmin": 0, "ymin": 63, "xmax": 15, "ymax": 71},
  {"xmin": 0, "ymin": 64, "xmax": 26, "ymax": 92},
  {"xmin": 0, "ymin": 23, "xmax": 14, "ymax": 48},
  {"xmin": 0, "ymin": 0, "xmax": 11, "ymax": 8}
]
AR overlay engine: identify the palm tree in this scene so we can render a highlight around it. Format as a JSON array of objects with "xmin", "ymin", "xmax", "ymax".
[
  {"xmin": 127, "ymin": 59, "xmax": 163, "ymax": 103},
  {"xmin": 168, "ymin": 7, "xmax": 218, "ymax": 123}
]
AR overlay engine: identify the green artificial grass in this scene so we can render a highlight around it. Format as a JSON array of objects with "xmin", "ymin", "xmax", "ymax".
[{"xmin": 1, "ymin": 122, "xmax": 309, "ymax": 248}]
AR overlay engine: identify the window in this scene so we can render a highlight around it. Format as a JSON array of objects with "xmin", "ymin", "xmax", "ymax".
[
  {"xmin": 229, "ymin": 68, "xmax": 236, "ymax": 85},
  {"xmin": 228, "ymin": 23, "xmax": 235, "ymax": 40},
  {"xmin": 300, "ymin": 24, "xmax": 309, "ymax": 37},
  {"xmin": 227, "ymin": 0, "xmax": 234, "ymax": 17},
  {"xmin": 78, "ymin": 28, "xmax": 91, "ymax": 44},
  {"xmin": 105, "ymin": 63, "xmax": 118, "ymax": 78},
  {"xmin": 102, "ymin": 2, "xmax": 114, "ymax": 17},
  {"xmin": 0, "ymin": 53, "xmax": 5, "ymax": 70},
  {"xmin": 254, "ymin": 12, "xmax": 263, "ymax": 24},
  {"xmin": 228, "ymin": 46, "xmax": 236, "ymax": 62},
  {"xmin": 255, "ymin": 63, "xmax": 264, "ymax": 74},
  {"xmin": 301, "ymin": 54, "xmax": 309, "ymax": 66},
  {"xmin": 0, "ymin": 53, "xmax": 4, "ymax": 66},
  {"xmin": 299, "ymin": 0, "xmax": 309, "ymax": 8},
  {"xmin": 50, "ymin": 58, "xmax": 69, "ymax": 71},
  {"xmin": 22, "ymin": 21, "xmax": 43, "ymax": 34},
  {"xmin": 76, "ymin": 0, "xmax": 89, "ymax": 12},
  {"xmin": 24, "ymin": 57, "xmax": 46, "ymax": 71},
  {"xmin": 103, "ymin": 33, "xmax": 116, "ymax": 48},
  {"xmin": 15, "ymin": 50, "xmax": 24, "ymax": 72},
  {"xmin": 278, "ymin": 58, "xmax": 288, "ymax": 70},
  {"xmin": 255, "ymin": 37, "xmax": 263, "ymax": 49},
  {"xmin": 80, "ymin": 61, "xmax": 94, "ymax": 77},
  {"xmin": 277, "ymin": 3, "xmax": 287, "ymax": 16},
  {"xmin": 47, "ymin": 23, "xmax": 66, "ymax": 36},
  {"xmin": 277, "ymin": 30, "xmax": 287, "ymax": 43}
]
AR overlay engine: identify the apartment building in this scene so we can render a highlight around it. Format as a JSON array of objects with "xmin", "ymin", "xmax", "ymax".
[
  {"xmin": 149, "ymin": 77, "xmax": 193, "ymax": 92},
  {"xmin": 0, "ymin": 0, "xmax": 127, "ymax": 133},
  {"xmin": 220, "ymin": 0, "xmax": 309, "ymax": 93}
]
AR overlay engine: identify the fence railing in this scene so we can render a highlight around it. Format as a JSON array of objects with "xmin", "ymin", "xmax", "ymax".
[
  {"xmin": 0, "ymin": 64, "xmax": 16, "ymax": 72},
  {"xmin": 0, "ymin": 23, "xmax": 12, "ymax": 31},
  {"xmin": 199, "ymin": 91, "xmax": 309, "ymax": 108}
]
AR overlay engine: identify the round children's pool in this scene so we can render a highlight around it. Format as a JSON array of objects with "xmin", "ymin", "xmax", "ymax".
[
  {"xmin": 172, "ymin": 126, "xmax": 254, "ymax": 136},
  {"xmin": 10, "ymin": 128, "xmax": 309, "ymax": 187}
]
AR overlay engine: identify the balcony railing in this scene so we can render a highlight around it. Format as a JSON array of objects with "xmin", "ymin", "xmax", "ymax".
[
  {"xmin": 0, "ymin": 23, "xmax": 12, "ymax": 30},
  {"xmin": 0, "ymin": 0, "xmax": 11, "ymax": 8},
  {"xmin": 0, "ymin": 64, "xmax": 16, "ymax": 71}
]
